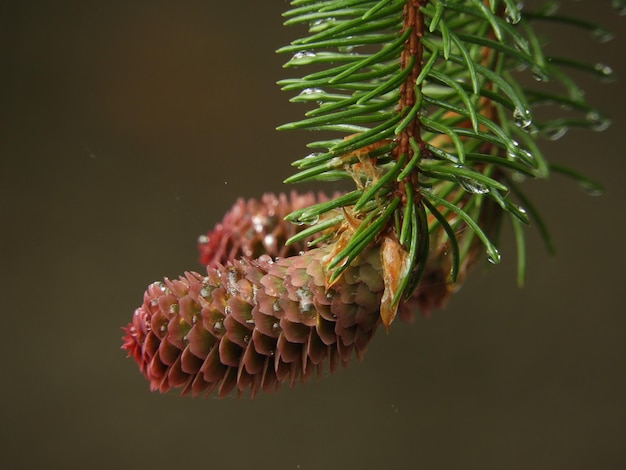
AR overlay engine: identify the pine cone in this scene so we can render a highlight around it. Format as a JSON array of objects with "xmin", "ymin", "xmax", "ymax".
[{"xmin": 122, "ymin": 244, "xmax": 384, "ymax": 398}]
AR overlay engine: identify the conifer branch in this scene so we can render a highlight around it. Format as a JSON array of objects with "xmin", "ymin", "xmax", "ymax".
[
  {"xmin": 122, "ymin": 0, "xmax": 621, "ymax": 399},
  {"xmin": 278, "ymin": 0, "xmax": 616, "ymax": 300}
]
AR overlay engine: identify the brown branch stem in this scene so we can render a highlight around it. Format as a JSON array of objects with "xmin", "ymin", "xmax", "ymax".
[
  {"xmin": 395, "ymin": 0, "xmax": 427, "ymax": 215},
  {"xmin": 397, "ymin": 1, "xmax": 426, "ymax": 159}
]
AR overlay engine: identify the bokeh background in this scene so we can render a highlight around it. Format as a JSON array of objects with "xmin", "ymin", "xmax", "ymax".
[{"xmin": 1, "ymin": 1, "xmax": 624, "ymax": 469}]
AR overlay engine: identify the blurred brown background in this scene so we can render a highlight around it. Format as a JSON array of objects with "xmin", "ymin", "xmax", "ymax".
[{"xmin": 1, "ymin": 1, "xmax": 624, "ymax": 469}]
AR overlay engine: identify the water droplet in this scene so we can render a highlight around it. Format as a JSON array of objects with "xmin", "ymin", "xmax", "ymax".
[
  {"xmin": 169, "ymin": 304, "xmax": 179, "ymax": 314},
  {"xmin": 458, "ymin": 177, "xmax": 489, "ymax": 194},
  {"xmin": 506, "ymin": 140, "xmax": 519, "ymax": 159},
  {"xmin": 328, "ymin": 156, "xmax": 343, "ymax": 168},
  {"xmin": 258, "ymin": 255, "xmax": 274, "ymax": 265},
  {"xmin": 514, "ymin": 62, "xmax": 528, "ymax": 72},
  {"xmin": 594, "ymin": 63, "xmax": 614, "ymax": 79},
  {"xmin": 150, "ymin": 298, "xmax": 159, "ymax": 307},
  {"xmin": 592, "ymin": 27, "xmax": 613, "ymax": 43},
  {"xmin": 192, "ymin": 315, "xmax": 198, "ymax": 324},
  {"xmin": 182, "ymin": 335, "xmax": 188, "ymax": 343},
  {"xmin": 252, "ymin": 285, "xmax": 259, "ymax": 305},
  {"xmin": 263, "ymin": 233, "xmax": 276, "ymax": 250},
  {"xmin": 213, "ymin": 321, "xmax": 224, "ymax": 334},
  {"xmin": 243, "ymin": 334, "xmax": 251, "ymax": 344},
  {"xmin": 152, "ymin": 281, "xmax": 167, "ymax": 292},
  {"xmin": 487, "ymin": 249, "xmax": 501, "ymax": 264},
  {"xmin": 269, "ymin": 350, "xmax": 275, "ymax": 357},
  {"xmin": 271, "ymin": 322, "xmax": 281, "ymax": 333},
  {"xmin": 159, "ymin": 324, "xmax": 167, "ymax": 333},
  {"xmin": 272, "ymin": 300, "xmax": 281, "ymax": 313},
  {"xmin": 291, "ymin": 51, "xmax": 316, "ymax": 64},
  {"xmin": 532, "ymin": 68, "xmax": 549, "ymax": 82},
  {"xmin": 198, "ymin": 235, "xmax": 209, "ymax": 244},
  {"xmin": 296, "ymin": 287, "xmax": 314, "ymax": 314},
  {"xmin": 513, "ymin": 107, "xmax": 532, "ymax": 130},
  {"xmin": 461, "ymin": 178, "xmax": 489, "ymax": 194},
  {"xmin": 546, "ymin": 127, "xmax": 568, "ymax": 141},
  {"xmin": 519, "ymin": 148, "xmax": 533, "ymax": 162},
  {"xmin": 456, "ymin": 167, "xmax": 489, "ymax": 195},
  {"xmin": 296, "ymin": 89, "xmax": 325, "ymax": 105},
  {"xmin": 225, "ymin": 267, "xmax": 240, "ymax": 296},
  {"xmin": 580, "ymin": 184, "xmax": 603, "ymax": 196},
  {"xmin": 508, "ymin": 141, "xmax": 533, "ymax": 162},
  {"xmin": 310, "ymin": 17, "xmax": 336, "ymax": 31},
  {"xmin": 338, "ymin": 43, "xmax": 355, "ymax": 53},
  {"xmin": 303, "ymin": 215, "xmax": 320, "ymax": 226},
  {"xmin": 302, "ymin": 151, "xmax": 323, "ymax": 163},
  {"xmin": 251, "ymin": 215, "xmax": 266, "ymax": 234},
  {"xmin": 300, "ymin": 88, "xmax": 323, "ymax": 97},
  {"xmin": 586, "ymin": 112, "xmax": 611, "ymax": 132},
  {"xmin": 504, "ymin": 4, "xmax": 522, "ymax": 24}
]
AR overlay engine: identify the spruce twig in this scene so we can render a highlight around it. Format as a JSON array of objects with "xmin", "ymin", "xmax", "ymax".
[
  {"xmin": 122, "ymin": 1, "xmax": 620, "ymax": 399},
  {"xmin": 278, "ymin": 0, "xmax": 616, "ymax": 298}
]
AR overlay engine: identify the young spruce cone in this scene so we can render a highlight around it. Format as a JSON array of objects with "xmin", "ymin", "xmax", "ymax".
[
  {"xmin": 123, "ymin": 193, "xmax": 485, "ymax": 398},
  {"xmin": 122, "ymin": 244, "xmax": 383, "ymax": 398}
]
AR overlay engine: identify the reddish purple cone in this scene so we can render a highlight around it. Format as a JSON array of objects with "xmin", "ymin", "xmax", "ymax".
[
  {"xmin": 122, "ymin": 244, "xmax": 383, "ymax": 398},
  {"xmin": 123, "ymin": 192, "xmax": 483, "ymax": 398}
]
